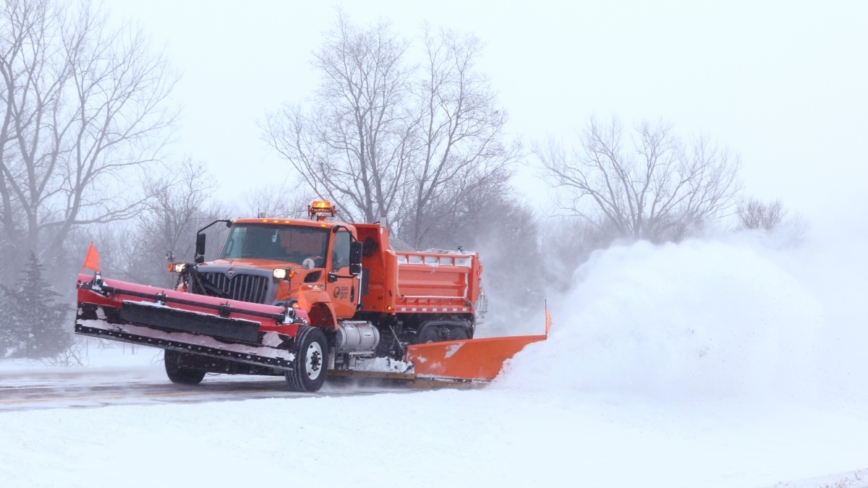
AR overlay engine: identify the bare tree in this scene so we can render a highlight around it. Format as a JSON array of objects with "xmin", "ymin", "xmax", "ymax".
[
  {"xmin": 736, "ymin": 196, "xmax": 808, "ymax": 244},
  {"xmin": 737, "ymin": 198, "xmax": 785, "ymax": 231},
  {"xmin": 406, "ymin": 171, "xmax": 511, "ymax": 251},
  {"xmin": 240, "ymin": 183, "xmax": 315, "ymax": 220},
  {"xmin": 0, "ymin": 0, "xmax": 176, "ymax": 266},
  {"xmin": 399, "ymin": 26, "xmax": 518, "ymax": 248},
  {"xmin": 535, "ymin": 118, "xmax": 740, "ymax": 242},
  {"xmin": 99, "ymin": 159, "xmax": 224, "ymax": 288},
  {"xmin": 263, "ymin": 11, "xmax": 413, "ymax": 224},
  {"xmin": 263, "ymin": 13, "xmax": 516, "ymax": 247}
]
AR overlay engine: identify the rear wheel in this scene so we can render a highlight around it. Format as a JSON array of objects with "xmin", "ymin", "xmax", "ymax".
[
  {"xmin": 417, "ymin": 325, "xmax": 470, "ymax": 343},
  {"xmin": 285, "ymin": 326, "xmax": 328, "ymax": 392},
  {"xmin": 164, "ymin": 350, "xmax": 206, "ymax": 385},
  {"xmin": 449, "ymin": 327, "xmax": 470, "ymax": 341},
  {"xmin": 417, "ymin": 326, "xmax": 441, "ymax": 344}
]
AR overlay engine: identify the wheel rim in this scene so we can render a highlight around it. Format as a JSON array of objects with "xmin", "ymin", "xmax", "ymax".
[{"xmin": 305, "ymin": 342, "xmax": 323, "ymax": 380}]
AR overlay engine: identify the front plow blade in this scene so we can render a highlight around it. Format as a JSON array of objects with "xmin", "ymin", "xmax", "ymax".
[
  {"xmin": 75, "ymin": 273, "xmax": 298, "ymax": 370},
  {"xmin": 406, "ymin": 334, "xmax": 547, "ymax": 383}
]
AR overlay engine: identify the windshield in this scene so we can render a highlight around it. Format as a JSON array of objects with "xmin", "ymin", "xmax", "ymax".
[{"xmin": 219, "ymin": 224, "xmax": 330, "ymax": 267}]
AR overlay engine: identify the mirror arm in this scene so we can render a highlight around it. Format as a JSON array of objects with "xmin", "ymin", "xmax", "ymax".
[{"xmin": 197, "ymin": 219, "xmax": 232, "ymax": 234}]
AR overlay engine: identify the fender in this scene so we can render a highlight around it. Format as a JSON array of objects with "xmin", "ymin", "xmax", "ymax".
[{"xmin": 297, "ymin": 286, "xmax": 338, "ymax": 329}]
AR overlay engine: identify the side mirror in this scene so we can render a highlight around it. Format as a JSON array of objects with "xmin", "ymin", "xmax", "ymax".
[
  {"xmin": 350, "ymin": 263, "xmax": 362, "ymax": 276},
  {"xmin": 350, "ymin": 241, "xmax": 363, "ymax": 266},
  {"xmin": 195, "ymin": 233, "xmax": 206, "ymax": 264}
]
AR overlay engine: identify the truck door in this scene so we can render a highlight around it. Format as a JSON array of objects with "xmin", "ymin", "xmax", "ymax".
[{"xmin": 327, "ymin": 230, "xmax": 357, "ymax": 318}]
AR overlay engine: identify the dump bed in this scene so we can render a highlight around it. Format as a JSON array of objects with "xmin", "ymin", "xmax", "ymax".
[{"xmin": 354, "ymin": 224, "xmax": 482, "ymax": 316}]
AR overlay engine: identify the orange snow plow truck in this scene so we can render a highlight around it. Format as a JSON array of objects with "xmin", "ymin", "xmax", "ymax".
[{"xmin": 75, "ymin": 200, "xmax": 549, "ymax": 392}]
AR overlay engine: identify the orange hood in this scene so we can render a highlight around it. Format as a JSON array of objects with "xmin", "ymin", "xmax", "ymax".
[{"xmin": 202, "ymin": 258, "xmax": 304, "ymax": 270}]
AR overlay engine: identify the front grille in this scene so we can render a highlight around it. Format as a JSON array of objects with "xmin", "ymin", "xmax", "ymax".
[{"xmin": 194, "ymin": 272, "xmax": 270, "ymax": 304}]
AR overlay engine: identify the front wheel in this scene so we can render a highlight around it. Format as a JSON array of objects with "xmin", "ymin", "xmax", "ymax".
[
  {"xmin": 285, "ymin": 326, "xmax": 329, "ymax": 392},
  {"xmin": 164, "ymin": 350, "xmax": 206, "ymax": 385}
]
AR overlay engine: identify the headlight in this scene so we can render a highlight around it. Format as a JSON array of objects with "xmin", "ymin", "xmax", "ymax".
[
  {"xmin": 168, "ymin": 263, "xmax": 186, "ymax": 273},
  {"xmin": 273, "ymin": 268, "xmax": 288, "ymax": 280}
]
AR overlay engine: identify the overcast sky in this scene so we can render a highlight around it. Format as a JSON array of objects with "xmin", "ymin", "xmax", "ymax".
[{"xmin": 103, "ymin": 0, "xmax": 868, "ymax": 234}]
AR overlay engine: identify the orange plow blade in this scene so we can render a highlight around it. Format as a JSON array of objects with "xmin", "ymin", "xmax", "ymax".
[
  {"xmin": 406, "ymin": 334, "xmax": 546, "ymax": 382},
  {"xmin": 405, "ymin": 306, "xmax": 552, "ymax": 383}
]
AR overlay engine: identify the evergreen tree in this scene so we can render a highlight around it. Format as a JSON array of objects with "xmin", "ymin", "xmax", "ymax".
[{"xmin": 1, "ymin": 253, "xmax": 72, "ymax": 359}]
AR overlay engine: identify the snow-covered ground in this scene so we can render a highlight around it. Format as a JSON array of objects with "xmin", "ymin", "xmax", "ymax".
[
  {"xmin": 0, "ymin": 342, "xmax": 163, "ymax": 371},
  {"xmin": 2, "ymin": 232, "xmax": 868, "ymax": 487},
  {"xmin": 2, "ymin": 388, "xmax": 868, "ymax": 487}
]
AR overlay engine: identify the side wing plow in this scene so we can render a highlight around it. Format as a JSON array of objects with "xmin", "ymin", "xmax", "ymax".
[{"xmin": 405, "ymin": 307, "xmax": 552, "ymax": 385}]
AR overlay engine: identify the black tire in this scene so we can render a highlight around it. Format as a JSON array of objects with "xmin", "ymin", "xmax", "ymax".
[
  {"xmin": 417, "ymin": 326, "xmax": 441, "ymax": 344},
  {"xmin": 285, "ymin": 326, "xmax": 328, "ymax": 392},
  {"xmin": 164, "ymin": 350, "xmax": 206, "ymax": 385},
  {"xmin": 449, "ymin": 327, "xmax": 470, "ymax": 341}
]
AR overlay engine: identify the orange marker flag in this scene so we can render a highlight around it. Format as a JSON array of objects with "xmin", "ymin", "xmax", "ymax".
[{"xmin": 82, "ymin": 242, "xmax": 100, "ymax": 273}]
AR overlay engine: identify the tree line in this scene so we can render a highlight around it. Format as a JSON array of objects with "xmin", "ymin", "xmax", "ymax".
[{"xmin": 0, "ymin": 2, "xmax": 801, "ymax": 360}]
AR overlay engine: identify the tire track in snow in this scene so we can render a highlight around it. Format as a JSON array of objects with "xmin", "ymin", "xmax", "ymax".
[{"xmin": 0, "ymin": 375, "xmax": 407, "ymax": 412}]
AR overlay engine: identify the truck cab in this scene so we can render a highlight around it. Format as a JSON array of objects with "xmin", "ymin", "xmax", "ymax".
[{"xmin": 185, "ymin": 202, "xmax": 364, "ymax": 328}]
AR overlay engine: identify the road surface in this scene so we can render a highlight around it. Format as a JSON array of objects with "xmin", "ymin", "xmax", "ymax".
[{"xmin": 0, "ymin": 367, "xmax": 402, "ymax": 412}]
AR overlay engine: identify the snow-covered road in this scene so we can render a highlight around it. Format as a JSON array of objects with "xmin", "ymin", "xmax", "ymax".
[
  {"xmin": 0, "ymin": 347, "xmax": 409, "ymax": 412},
  {"xmin": 0, "ymin": 371, "xmax": 404, "ymax": 412}
]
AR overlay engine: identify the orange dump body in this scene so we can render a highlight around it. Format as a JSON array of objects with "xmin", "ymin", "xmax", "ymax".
[{"xmin": 317, "ymin": 223, "xmax": 483, "ymax": 318}]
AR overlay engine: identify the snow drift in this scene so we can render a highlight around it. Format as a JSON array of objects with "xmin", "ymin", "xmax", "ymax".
[{"xmin": 497, "ymin": 234, "xmax": 867, "ymax": 402}]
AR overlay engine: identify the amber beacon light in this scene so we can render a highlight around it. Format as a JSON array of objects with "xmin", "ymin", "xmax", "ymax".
[{"xmin": 308, "ymin": 199, "xmax": 337, "ymax": 220}]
